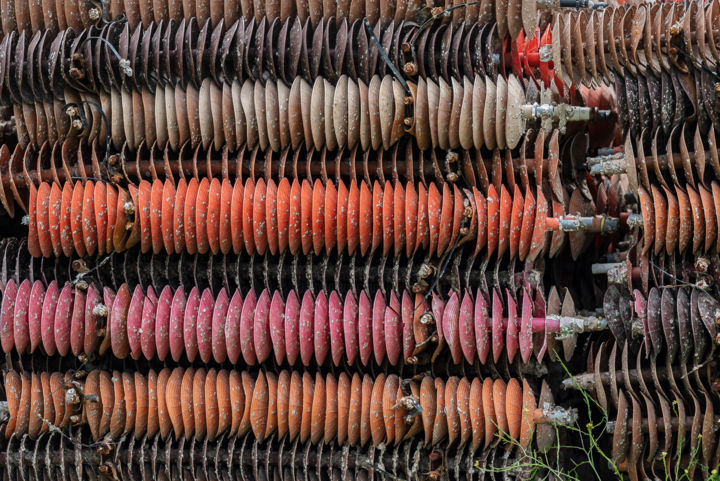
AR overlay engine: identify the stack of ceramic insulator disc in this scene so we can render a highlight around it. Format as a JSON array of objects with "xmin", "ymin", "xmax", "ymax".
[{"xmin": 1, "ymin": 0, "xmax": 719, "ymax": 479}]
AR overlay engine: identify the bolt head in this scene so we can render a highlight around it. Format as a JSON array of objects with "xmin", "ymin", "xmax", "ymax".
[{"xmin": 403, "ymin": 63, "xmax": 418, "ymax": 75}]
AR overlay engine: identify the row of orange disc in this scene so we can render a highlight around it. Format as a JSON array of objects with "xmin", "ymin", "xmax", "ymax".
[
  {"xmin": 4, "ymin": 368, "xmax": 547, "ymax": 452},
  {"xmin": 24, "ymin": 177, "xmax": 596, "ymax": 262}
]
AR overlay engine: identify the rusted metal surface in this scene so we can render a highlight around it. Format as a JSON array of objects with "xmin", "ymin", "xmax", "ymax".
[{"xmin": 0, "ymin": 1, "xmax": 718, "ymax": 480}]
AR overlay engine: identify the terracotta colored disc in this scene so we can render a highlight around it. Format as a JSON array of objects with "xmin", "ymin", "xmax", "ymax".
[
  {"xmin": 310, "ymin": 372, "xmax": 326, "ymax": 444},
  {"xmin": 81, "ymin": 180, "xmax": 99, "ymax": 255},
  {"xmin": 508, "ymin": 184, "xmax": 524, "ymax": 259},
  {"xmin": 438, "ymin": 183, "xmax": 454, "ymax": 255},
  {"xmin": 138, "ymin": 180, "xmax": 153, "ymax": 253},
  {"xmin": 431, "ymin": 378, "xmax": 448, "ymax": 446},
  {"xmin": 195, "ymin": 177, "xmax": 211, "ymax": 254},
  {"xmin": 358, "ymin": 180, "xmax": 372, "ymax": 255},
  {"xmin": 27, "ymin": 181, "xmax": 40, "ymax": 258},
  {"xmin": 299, "ymin": 372, "xmax": 314, "ymax": 443},
  {"xmin": 218, "ymin": 179, "xmax": 233, "ymax": 254},
  {"xmin": 336, "ymin": 372, "xmax": 350, "ymax": 444},
  {"xmin": 505, "ymin": 378, "xmax": 522, "ymax": 441},
  {"xmin": 229, "ymin": 178, "xmax": 244, "ymax": 253},
  {"xmin": 276, "ymin": 178, "xmax": 290, "ymax": 254},
  {"xmin": 84, "ymin": 371, "xmax": 102, "ymax": 440},
  {"xmin": 368, "ymin": 372, "xmax": 385, "ymax": 445},
  {"xmin": 404, "ymin": 182, "xmax": 417, "ymax": 256},
  {"xmin": 59, "ymin": 182, "xmax": 73, "ymax": 256},
  {"xmin": 35, "ymin": 182, "xmax": 52, "ymax": 258},
  {"xmin": 519, "ymin": 379, "xmax": 536, "ymax": 449},
  {"xmin": 518, "ymin": 187, "xmax": 535, "ymax": 261},
  {"xmin": 149, "ymin": 179, "xmax": 164, "ymax": 254},
  {"xmin": 468, "ymin": 378, "xmax": 484, "ymax": 451},
  {"xmin": 288, "ymin": 179, "xmax": 302, "ymax": 255},
  {"xmin": 497, "ymin": 185, "xmax": 511, "ymax": 259},
  {"xmin": 183, "ymin": 178, "xmax": 199, "ymax": 254},
  {"xmin": 345, "ymin": 373, "xmax": 361, "ymax": 446},
  {"xmin": 94, "ymin": 182, "xmax": 108, "ymax": 255},
  {"xmin": 180, "ymin": 367, "xmax": 196, "ymax": 437},
  {"xmin": 120, "ymin": 371, "xmax": 136, "ymax": 436},
  {"xmin": 163, "ymin": 368, "xmax": 182, "ymax": 439},
  {"xmin": 203, "ymin": 369, "xmax": 219, "ymax": 441},
  {"xmin": 528, "ymin": 189, "xmax": 548, "ymax": 261},
  {"xmin": 250, "ymin": 371, "xmax": 269, "ymax": 440},
  {"xmin": 287, "ymin": 371, "xmax": 303, "ymax": 441},
  {"xmin": 48, "ymin": 183, "xmax": 63, "ymax": 257},
  {"xmin": 445, "ymin": 377, "xmax": 460, "ymax": 447},
  {"xmin": 486, "ymin": 184, "xmax": 499, "ymax": 258},
  {"xmin": 274, "ymin": 370, "xmax": 289, "ymax": 439},
  {"xmin": 300, "ymin": 179, "xmax": 313, "ymax": 255},
  {"xmin": 482, "ymin": 378, "xmax": 496, "ymax": 447},
  {"xmin": 253, "ymin": 178, "xmax": 268, "ymax": 255},
  {"xmin": 381, "ymin": 180, "xmax": 394, "ymax": 256},
  {"xmin": 371, "ymin": 180, "xmax": 383, "ymax": 254},
  {"xmin": 228, "ymin": 371, "xmax": 245, "ymax": 437},
  {"xmin": 323, "ymin": 372, "xmax": 338, "ymax": 443},
  {"xmin": 70, "ymin": 182, "xmax": 86, "ymax": 256},
  {"xmin": 346, "ymin": 180, "xmax": 360, "ymax": 255},
  {"xmin": 265, "ymin": 179, "xmax": 279, "ymax": 255},
  {"xmin": 134, "ymin": 371, "xmax": 150, "ymax": 438},
  {"xmin": 419, "ymin": 376, "xmax": 436, "ymax": 446},
  {"xmin": 427, "ymin": 183, "xmax": 440, "ymax": 256},
  {"xmin": 200, "ymin": 178, "xmax": 220, "ymax": 255},
  {"xmin": 311, "ymin": 178, "xmax": 325, "ymax": 255},
  {"xmin": 335, "ymin": 180, "xmax": 349, "ymax": 253},
  {"xmin": 238, "ymin": 177, "xmax": 255, "ymax": 254},
  {"xmin": 324, "ymin": 179, "xmax": 337, "ymax": 253},
  {"xmin": 450, "ymin": 184, "xmax": 464, "ymax": 250}
]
